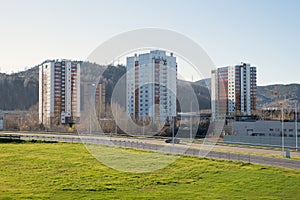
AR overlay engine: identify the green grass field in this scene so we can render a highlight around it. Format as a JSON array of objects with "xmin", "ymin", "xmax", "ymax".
[{"xmin": 0, "ymin": 141, "xmax": 300, "ymax": 200}]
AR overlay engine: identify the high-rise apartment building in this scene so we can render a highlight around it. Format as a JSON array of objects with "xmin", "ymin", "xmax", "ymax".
[
  {"xmin": 39, "ymin": 60, "xmax": 80, "ymax": 127},
  {"xmin": 211, "ymin": 63, "xmax": 257, "ymax": 119},
  {"xmin": 126, "ymin": 50, "xmax": 177, "ymax": 122}
]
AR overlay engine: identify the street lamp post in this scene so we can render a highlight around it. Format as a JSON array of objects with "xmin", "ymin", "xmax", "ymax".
[
  {"xmin": 281, "ymin": 104, "xmax": 285, "ymax": 158},
  {"xmin": 89, "ymin": 92, "xmax": 92, "ymax": 135},
  {"xmin": 190, "ymin": 101, "xmax": 192, "ymax": 142},
  {"xmin": 142, "ymin": 115, "xmax": 145, "ymax": 138},
  {"xmin": 88, "ymin": 84, "xmax": 96, "ymax": 135},
  {"xmin": 172, "ymin": 116, "xmax": 175, "ymax": 145},
  {"xmin": 295, "ymin": 101, "xmax": 298, "ymax": 151},
  {"xmin": 115, "ymin": 105, "xmax": 118, "ymax": 136},
  {"xmin": 289, "ymin": 98, "xmax": 298, "ymax": 151}
]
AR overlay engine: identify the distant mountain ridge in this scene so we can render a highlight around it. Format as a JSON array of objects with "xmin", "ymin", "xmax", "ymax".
[
  {"xmin": 0, "ymin": 63, "xmax": 298, "ymax": 111},
  {"xmin": 257, "ymin": 84, "xmax": 300, "ymax": 109},
  {"xmin": 0, "ymin": 66, "xmax": 39, "ymax": 110}
]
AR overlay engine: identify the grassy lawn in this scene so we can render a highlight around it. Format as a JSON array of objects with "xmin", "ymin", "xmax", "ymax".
[{"xmin": 0, "ymin": 141, "xmax": 300, "ymax": 199}]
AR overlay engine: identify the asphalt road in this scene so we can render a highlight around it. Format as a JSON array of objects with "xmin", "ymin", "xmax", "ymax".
[{"xmin": 1, "ymin": 132, "xmax": 300, "ymax": 170}]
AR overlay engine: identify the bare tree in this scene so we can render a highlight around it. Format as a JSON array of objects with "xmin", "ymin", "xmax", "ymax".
[{"xmin": 19, "ymin": 104, "xmax": 39, "ymax": 131}]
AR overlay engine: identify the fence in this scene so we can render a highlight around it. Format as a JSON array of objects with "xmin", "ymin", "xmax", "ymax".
[{"xmin": 224, "ymin": 135, "xmax": 300, "ymax": 149}]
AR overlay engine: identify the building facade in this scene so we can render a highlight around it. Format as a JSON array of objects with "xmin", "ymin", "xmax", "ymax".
[
  {"xmin": 126, "ymin": 50, "xmax": 177, "ymax": 122},
  {"xmin": 211, "ymin": 63, "xmax": 257, "ymax": 119},
  {"xmin": 39, "ymin": 60, "xmax": 80, "ymax": 127},
  {"xmin": 95, "ymin": 78, "xmax": 106, "ymax": 119}
]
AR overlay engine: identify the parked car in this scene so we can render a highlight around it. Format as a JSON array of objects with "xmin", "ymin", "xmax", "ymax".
[{"xmin": 165, "ymin": 138, "xmax": 180, "ymax": 144}]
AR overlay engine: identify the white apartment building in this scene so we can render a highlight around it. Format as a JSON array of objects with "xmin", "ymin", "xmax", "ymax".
[
  {"xmin": 211, "ymin": 63, "xmax": 257, "ymax": 119},
  {"xmin": 39, "ymin": 60, "xmax": 80, "ymax": 127},
  {"xmin": 126, "ymin": 50, "xmax": 177, "ymax": 122}
]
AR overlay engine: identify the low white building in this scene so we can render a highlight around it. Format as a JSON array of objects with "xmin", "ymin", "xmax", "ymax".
[{"xmin": 232, "ymin": 120, "xmax": 300, "ymax": 137}]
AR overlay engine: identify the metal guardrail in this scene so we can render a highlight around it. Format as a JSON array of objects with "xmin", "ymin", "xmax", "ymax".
[{"xmin": 0, "ymin": 134, "xmax": 21, "ymax": 140}]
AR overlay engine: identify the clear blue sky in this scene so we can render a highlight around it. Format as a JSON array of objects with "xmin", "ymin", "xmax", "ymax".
[{"xmin": 0, "ymin": 0, "xmax": 299, "ymax": 85}]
